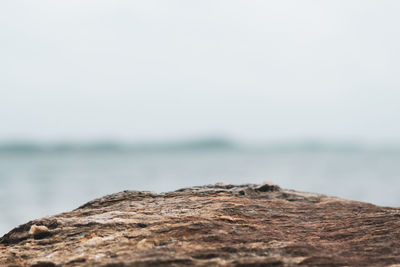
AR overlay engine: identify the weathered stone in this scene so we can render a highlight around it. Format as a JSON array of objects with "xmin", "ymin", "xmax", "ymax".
[
  {"xmin": 1, "ymin": 183, "xmax": 400, "ymax": 266},
  {"xmin": 29, "ymin": 225, "xmax": 51, "ymax": 240},
  {"xmin": 255, "ymin": 182, "xmax": 281, "ymax": 192}
]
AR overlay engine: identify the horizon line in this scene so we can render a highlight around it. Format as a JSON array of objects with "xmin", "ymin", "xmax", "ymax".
[{"xmin": 0, "ymin": 137, "xmax": 400, "ymax": 153}]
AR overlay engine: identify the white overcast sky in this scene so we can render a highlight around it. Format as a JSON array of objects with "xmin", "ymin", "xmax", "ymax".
[{"xmin": 0, "ymin": 0, "xmax": 399, "ymax": 142}]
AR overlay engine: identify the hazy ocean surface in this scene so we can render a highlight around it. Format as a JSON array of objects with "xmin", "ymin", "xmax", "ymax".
[{"xmin": 1, "ymin": 139, "xmax": 400, "ymax": 236}]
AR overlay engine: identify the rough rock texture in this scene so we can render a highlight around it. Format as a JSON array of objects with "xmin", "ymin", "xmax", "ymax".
[{"xmin": 1, "ymin": 183, "xmax": 400, "ymax": 267}]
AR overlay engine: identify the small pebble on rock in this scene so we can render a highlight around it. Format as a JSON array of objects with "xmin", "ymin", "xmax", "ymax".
[{"xmin": 29, "ymin": 225, "xmax": 51, "ymax": 239}]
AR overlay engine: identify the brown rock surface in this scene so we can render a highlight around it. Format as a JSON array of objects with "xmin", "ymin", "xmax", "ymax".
[{"xmin": 1, "ymin": 183, "xmax": 400, "ymax": 266}]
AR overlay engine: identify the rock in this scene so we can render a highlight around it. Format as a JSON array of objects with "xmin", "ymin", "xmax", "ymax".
[
  {"xmin": 1, "ymin": 183, "xmax": 400, "ymax": 266},
  {"xmin": 29, "ymin": 225, "xmax": 51, "ymax": 240},
  {"xmin": 30, "ymin": 262, "xmax": 56, "ymax": 267},
  {"xmin": 255, "ymin": 182, "xmax": 280, "ymax": 192}
]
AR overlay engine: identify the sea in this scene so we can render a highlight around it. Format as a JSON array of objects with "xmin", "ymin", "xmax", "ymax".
[{"xmin": 1, "ymin": 138, "xmax": 400, "ymax": 236}]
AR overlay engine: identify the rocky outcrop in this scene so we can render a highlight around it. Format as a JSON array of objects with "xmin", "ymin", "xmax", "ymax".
[{"xmin": 1, "ymin": 183, "xmax": 400, "ymax": 266}]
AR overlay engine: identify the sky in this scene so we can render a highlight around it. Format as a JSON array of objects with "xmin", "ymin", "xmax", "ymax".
[{"xmin": 1, "ymin": 0, "xmax": 399, "ymax": 143}]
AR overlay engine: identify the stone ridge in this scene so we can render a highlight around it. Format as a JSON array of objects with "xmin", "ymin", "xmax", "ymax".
[{"xmin": 1, "ymin": 183, "xmax": 400, "ymax": 266}]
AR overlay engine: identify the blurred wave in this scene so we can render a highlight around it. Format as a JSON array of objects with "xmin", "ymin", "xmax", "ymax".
[{"xmin": 0, "ymin": 138, "xmax": 400, "ymax": 154}]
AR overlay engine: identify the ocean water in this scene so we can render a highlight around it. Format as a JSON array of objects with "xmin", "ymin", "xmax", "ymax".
[{"xmin": 1, "ymin": 140, "xmax": 400, "ymax": 236}]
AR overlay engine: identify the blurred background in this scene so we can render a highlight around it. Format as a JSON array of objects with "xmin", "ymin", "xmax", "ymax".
[{"xmin": 1, "ymin": 0, "xmax": 400, "ymax": 235}]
